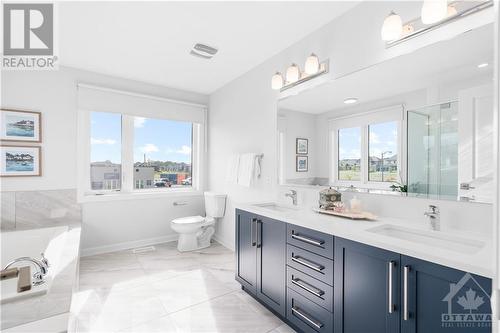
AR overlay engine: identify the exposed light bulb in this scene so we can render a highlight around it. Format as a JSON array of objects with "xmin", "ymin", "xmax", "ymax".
[
  {"xmin": 344, "ymin": 98, "xmax": 358, "ymax": 104},
  {"xmin": 447, "ymin": 5, "xmax": 457, "ymax": 17},
  {"xmin": 286, "ymin": 64, "xmax": 300, "ymax": 83},
  {"xmin": 304, "ymin": 53, "xmax": 320, "ymax": 75},
  {"xmin": 381, "ymin": 11, "xmax": 403, "ymax": 41},
  {"xmin": 271, "ymin": 72, "xmax": 284, "ymax": 90},
  {"xmin": 421, "ymin": 0, "xmax": 447, "ymax": 24},
  {"xmin": 402, "ymin": 24, "xmax": 414, "ymax": 35}
]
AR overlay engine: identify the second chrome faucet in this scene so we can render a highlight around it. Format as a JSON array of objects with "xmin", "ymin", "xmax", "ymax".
[
  {"xmin": 285, "ymin": 190, "xmax": 297, "ymax": 206},
  {"xmin": 424, "ymin": 205, "xmax": 440, "ymax": 231}
]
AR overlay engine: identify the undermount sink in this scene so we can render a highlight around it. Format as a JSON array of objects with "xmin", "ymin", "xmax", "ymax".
[
  {"xmin": 367, "ymin": 224, "xmax": 485, "ymax": 254},
  {"xmin": 252, "ymin": 202, "xmax": 299, "ymax": 213}
]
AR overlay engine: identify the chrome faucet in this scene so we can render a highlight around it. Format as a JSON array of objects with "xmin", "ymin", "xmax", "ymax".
[
  {"xmin": 424, "ymin": 205, "xmax": 440, "ymax": 231},
  {"xmin": 3, "ymin": 253, "xmax": 49, "ymax": 286},
  {"xmin": 285, "ymin": 190, "xmax": 297, "ymax": 206}
]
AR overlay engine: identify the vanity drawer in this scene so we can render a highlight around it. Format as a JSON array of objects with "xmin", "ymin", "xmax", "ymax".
[
  {"xmin": 287, "ymin": 224, "xmax": 334, "ymax": 259},
  {"xmin": 287, "ymin": 288, "xmax": 333, "ymax": 333},
  {"xmin": 287, "ymin": 245, "xmax": 333, "ymax": 285},
  {"xmin": 287, "ymin": 266, "xmax": 333, "ymax": 313}
]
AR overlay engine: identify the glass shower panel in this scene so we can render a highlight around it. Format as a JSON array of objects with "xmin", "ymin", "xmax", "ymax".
[{"xmin": 407, "ymin": 102, "xmax": 458, "ymax": 199}]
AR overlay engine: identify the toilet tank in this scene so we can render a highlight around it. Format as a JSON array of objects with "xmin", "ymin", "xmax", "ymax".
[{"xmin": 204, "ymin": 192, "xmax": 227, "ymax": 218}]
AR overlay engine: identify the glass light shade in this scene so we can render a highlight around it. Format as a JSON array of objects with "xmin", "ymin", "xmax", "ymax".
[
  {"xmin": 381, "ymin": 11, "xmax": 403, "ymax": 41},
  {"xmin": 286, "ymin": 64, "xmax": 300, "ymax": 83},
  {"xmin": 271, "ymin": 72, "xmax": 284, "ymax": 90},
  {"xmin": 421, "ymin": 0, "xmax": 447, "ymax": 24},
  {"xmin": 304, "ymin": 53, "xmax": 320, "ymax": 75}
]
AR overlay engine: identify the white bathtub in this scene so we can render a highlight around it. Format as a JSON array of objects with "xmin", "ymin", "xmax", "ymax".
[{"xmin": 0, "ymin": 226, "xmax": 68, "ymax": 304}]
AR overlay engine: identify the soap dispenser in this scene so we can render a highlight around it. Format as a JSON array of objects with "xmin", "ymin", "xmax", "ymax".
[{"xmin": 350, "ymin": 196, "xmax": 362, "ymax": 213}]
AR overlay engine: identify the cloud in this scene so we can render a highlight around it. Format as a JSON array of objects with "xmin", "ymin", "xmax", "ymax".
[
  {"xmin": 134, "ymin": 117, "xmax": 146, "ymax": 128},
  {"xmin": 369, "ymin": 132, "xmax": 380, "ymax": 144},
  {"xmin": 141, "ymin": 143, "xmax": 159, "ymax": 153},
  {"xmin": 166, "ymin": 145, "xmax": 192, "ymax": 155},
  {"xmin": 91, "ymin": 138, "xmax": 116, "ymax": 145}
]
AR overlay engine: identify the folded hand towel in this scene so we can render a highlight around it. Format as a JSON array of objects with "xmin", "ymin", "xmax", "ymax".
[
  {"xmin": 226, "ymin": 154, "xmax": 240, "ymax": 184},
  {"xmin": 237, "ymin": 153, "xmax": 257, "ymax": 187}
]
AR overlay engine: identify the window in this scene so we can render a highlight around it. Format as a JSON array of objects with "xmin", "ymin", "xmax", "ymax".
[
  {"xmin": 331, "ymin": 106, "xmax": 402, "ymax": 188},
  {"xmin": 90, "ymin": 112, "xmax": 122, "ymax": 191},
  {"xmin": 338, "ymin": 127, "xmax": 361, "ymax": 181},
  {"xmin": 368, "ymin": 121, "xmax": 398, "ymax": 182},
  {"xmin": 133, "ymin": 117, "xmax": 192, "ymax": 190}
]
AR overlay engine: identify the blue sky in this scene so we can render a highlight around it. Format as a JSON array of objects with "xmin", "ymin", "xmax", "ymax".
[
  {"xmin": 90, "ymin": 112, "xmax": 192, "ymax": 164},
  {"xmin": 338, "ymin": 121, "xmax": 397, "ymax": 160}
]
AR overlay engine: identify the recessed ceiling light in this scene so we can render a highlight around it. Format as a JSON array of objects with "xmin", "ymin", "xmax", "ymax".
[
  {"xmin": 477, "ymin": 63, "xmax": 489, "ymax": 68},
  {"xmin": 344, "ymin": 98, "xmax": 358, "ymax": 104},
  {"xmin": 190, "ymin": 43, "xmax": 218, "ymax": 59}
]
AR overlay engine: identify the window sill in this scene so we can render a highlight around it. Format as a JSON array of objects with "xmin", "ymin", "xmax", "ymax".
[{"xmin": 78, "ymin": 188, "xmax": 203, "ymax": 203}]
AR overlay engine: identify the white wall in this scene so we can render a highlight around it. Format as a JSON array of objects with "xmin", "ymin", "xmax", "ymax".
[
  {"xmin": 1, "ymin": 66, "xmax": 209, "ymax": 254},
  {"xmin": 208, "ymin": 1, "xmax": 494, "ymax": 250}
]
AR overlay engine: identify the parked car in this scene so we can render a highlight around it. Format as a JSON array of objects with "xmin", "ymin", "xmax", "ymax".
[
  {"xmin": 182, "ymin": 177, "xmax": 192, "ymax": 185},
  {"xmin": 155, "ymin": 180, "xmax": 172, "ymax": 187}
]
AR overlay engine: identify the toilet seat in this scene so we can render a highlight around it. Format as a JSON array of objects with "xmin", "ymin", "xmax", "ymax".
[{"xmin": 172, "ymin": 215, "xmax": 215, "ymax": 226}]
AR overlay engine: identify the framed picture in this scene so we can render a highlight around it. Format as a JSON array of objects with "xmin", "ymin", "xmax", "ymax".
[
  {"xmin": 1, "ymin": 109, "xmax": 42, "ymax": 142},
  {"xmin": 0, "ymin": 146, "xmax": 41, "ymax": 177},
  {"xmin": 296, "ymin": 138, "xmax": 308, "ymax": 154},
  {"xmin": 296, "ymin": 155, "xmax": 308, "ymax": 172}
]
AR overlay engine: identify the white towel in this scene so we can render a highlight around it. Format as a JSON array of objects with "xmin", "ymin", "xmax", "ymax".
[
  {"xmin": 238, "ymin": 153, "xmax": 258, "ymax": 187},
  {"xmin": 226, "ymin": 154, "xmax": 240, "ymax": 184}
]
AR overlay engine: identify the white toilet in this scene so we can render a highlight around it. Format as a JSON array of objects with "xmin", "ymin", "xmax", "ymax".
[{"xmin": 171, "ymin": 192, "xmax": 227, "ymax": 252}]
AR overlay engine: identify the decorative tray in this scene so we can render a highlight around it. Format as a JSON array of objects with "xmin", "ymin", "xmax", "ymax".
[{"xmin": 312, "ymin": 207, "xmax": 377, "ymax": 221}]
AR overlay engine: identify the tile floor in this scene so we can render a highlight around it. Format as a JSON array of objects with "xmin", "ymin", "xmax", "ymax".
[{"xmin": 69, "ymin": 241, "xmax": 296, "ymax": 333}]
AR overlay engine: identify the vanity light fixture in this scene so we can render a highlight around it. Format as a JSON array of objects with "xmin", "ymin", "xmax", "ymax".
[
  {"xmin": 477, "ymin": 63, "xmax": 489, "ymax": 69},
  {"xmin": 344, "ymin": 98, "xmax": 358, "ymax": 105},
  {"xmin": 421, "ymin": 0, "xmax": 448, "ymax": 25},
  {"xmin": 272, "ymin": 56, "xmax": 329, "ymax": 91},
  {"xmin": 381, "ymin": 11, "xmax": 403, "ymax": 41},
  {"xmin": 382, "ymin": 0, "xmax": 493, "ymax": 47},
  {"xmin": 304, "ymin": 53, "xmax": 320, "ymax": 75},
  {"xmin": 286, "ymin": 64, "xmax": 300, "ymax": 84},
  {"xmin": 271, "ymin": 72, "xmax": 284, "ymax": 90}
]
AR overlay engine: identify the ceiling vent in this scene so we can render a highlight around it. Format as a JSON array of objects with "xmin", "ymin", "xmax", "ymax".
[{"xmin": 190, "ymin": 43, "xmax": 218, "ymax": 59}]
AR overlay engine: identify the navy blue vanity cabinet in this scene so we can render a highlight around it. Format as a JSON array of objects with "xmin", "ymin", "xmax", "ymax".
[
  {"xmin": 256, "ymin": 215, "xmax": 286, "ymax": 316},
  {"xmin": 334, "ymin": 237, "xmax": 401, "ymax": 333},
  {"xmin": 235, "ymin": 209, "xmax": 286, "ymax": 316},
  {"xmin": 401, "ymin": 255, "xmax": 492, "ymax": 333},
  {"xmin": 235, "ymin": 209, "xmax": 257, "ymax": 293}
]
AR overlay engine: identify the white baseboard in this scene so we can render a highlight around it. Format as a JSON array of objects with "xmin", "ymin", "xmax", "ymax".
[
  {"xmin": 213, "ymin": 234, "xmax": 235, "ymax": 252},
  {"xmin": 81, "ymin": 234, "xmax": 178, "ymax": 257}
]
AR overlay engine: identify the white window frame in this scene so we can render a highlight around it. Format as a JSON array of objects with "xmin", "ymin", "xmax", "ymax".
[
  {"xmin": 330, "ymin": 105, "xmax": 404, "ymax": 190},
  {"xmin": 77, "ymin": 87, "xmax": 207, "ymax": 202}
]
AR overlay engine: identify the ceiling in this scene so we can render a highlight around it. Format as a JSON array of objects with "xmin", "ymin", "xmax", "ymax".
[
  {"xmin": 58, "ymin": 1, "xmax": 359, "ymax": 94},
  {"xmin": 278, "ymin": 24, "xmax": 494, "ymax": 114}
]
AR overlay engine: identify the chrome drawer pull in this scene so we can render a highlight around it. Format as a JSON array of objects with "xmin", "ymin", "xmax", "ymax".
[
  {"xmin": 291, "ymin": 256, "xmax": 324, "ymax": 272},
  {"xmin": 291, "ymin": 233, "xmax": 325, "ymax": 247},
  {"xmin": 403, "ymin": 265, "xmax": 410, "ymax": 321},
  {"xmin": 291, "ymin": 277, "xmax": 324, "ymax": 298},
  {"xmin": 292, "ymin": 306, "xmax": 324, "ymax": 329},
  {"xmin": 388, "ymin": 261, "xmax": 394, "ymax": 314}
]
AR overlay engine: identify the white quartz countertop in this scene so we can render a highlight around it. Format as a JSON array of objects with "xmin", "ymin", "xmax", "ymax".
[{"xmin": 235, "ymin": 202, "xmax": 494, "ymax": 278}]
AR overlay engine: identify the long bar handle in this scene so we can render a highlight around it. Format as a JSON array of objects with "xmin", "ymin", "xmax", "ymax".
[
  {"xmin": 291, "ymin": 277, "xmax": 325, "ymax": 298},
  {"xmin": 250, "ymin": 218, "xmax": 257, "ymax": 247},
  {"xmin": 291, "ymin": 233, "xmax": 325, "ymax": 247},
  {"xmin": 403, "ymin": 265, "xmax": 410, "ymax": 321},
  {"xmin": 291, "ymin": 256, "xmax": 324, "ymax": 272},
  {"xmin": 388, "ymin": 261, "xmax": 394, "ymax": 314},
  {"xmin": 291, "ymin": 306, "xmax": 324, "ymax": 329},
  {"xmin": 256, "ymin": 220, "xmax": 262, "ymax": 248}
]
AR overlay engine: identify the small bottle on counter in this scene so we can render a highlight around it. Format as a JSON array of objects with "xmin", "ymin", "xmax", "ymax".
[{"xmin": 350, "ymin": 196, "xmax": 362, "ymax": 213}]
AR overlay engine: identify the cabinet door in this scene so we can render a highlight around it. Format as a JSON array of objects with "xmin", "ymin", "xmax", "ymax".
[
  {"xmin": 235, "ymin": 210, "xmax": 257, "ymax": 293},
  {"xmin": 334, "ymin": 238, "xmax": 400, "ymax": 333},
  {"xmin": 401, "ymin": 256, "xmax": 492, "ymax": 333},
  {"xmin": 256, "ymin": 216, "xmax": 286, "ymax": 316}
]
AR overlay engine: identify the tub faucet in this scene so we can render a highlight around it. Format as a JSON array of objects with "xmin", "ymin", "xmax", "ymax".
[
  {"xmin": 285, "ymin": 190, "xmax": 297, "ymax": 206},
  {"xmin": 424, "ymin": 205, "xmax": 440, "ymax": 231},
  {"xmin": 3, "ymin": 253, "xmax": 49, "ymax": 286}
]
